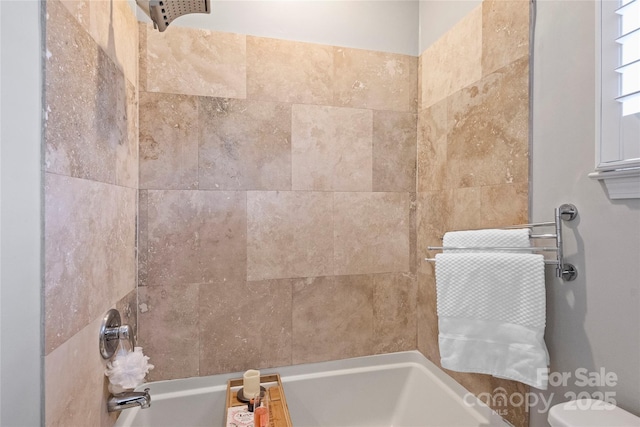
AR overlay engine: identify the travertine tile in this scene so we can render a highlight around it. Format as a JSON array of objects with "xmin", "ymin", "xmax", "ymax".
[
  {"xmin": 416, "ymin": 192, "xmax": 448, "ymax": 364},
  {"xmin": 116, "ymin": 289, "xmax": 139, "ymax": 347},
  {"xmin": 414, "ymin": 6, "xmax": 531, "ymax": 424},
  {"xmin": 334, "ymin": 47, "xmax": 418, "ymax": 112},
  {"xmin": 199, "ymin": 97, "xmax": 292, "ymax": 190},
  {"xmin": 45, "ymin": 1, "xmax": 139, "ymax": 426},
  {"xmin": 480, "ymin": 182, "xmax": 529, "ymax": 228},
  {"xmin": 247, "ymin": 37, "xmax": 333, "ymax": 105},
  {"xmin": 43, "ymin": 10, "xmax": 533, "ymax": 425},
  {"xmin": 292, "ymin": 104, "xmax": 373, "ymax": 191},
  {"xmin": 446, "ymin": 57, "xmax": 529, "ymax": 188},
  {"xmin": 409, "ymin": 192, "xmax": 418, "ymax": 275},
  {"xmin": 144, "ymin": 25, "xmax": 246, "ymax": 98},
  {"xmin": 334, "ymin": 192, "xmax": 410, "ymax": 275},
  {"xmin": 482, "ymin": 0, "xmax": 530, "ymax": 76},
  {"xmin": 59, "ymin": 0, "xmax": 138, "ymax": 88},
  {"xmin": 46, "ymin": 0, "xmax": 129, "ymax": 184},
  {"xmin": 450, "ymin": 187, "xmax": 483, "ymax": 231},
  {"xmin": 138, "ymin": 22, "xmax": 147, "ymax": 91},
  {"xmin": 116, "ymin": 80, "xmax": 138, "ymax": 189},
  {"xmin": 58, "ymin": 0, "xmax": 89, "ymax": 31},
  {"xmin": 419, "ymin": 4, "xmax": 483, "ymax": 109},
  {"xmin": 416, "ymin": 261, "xmax": 440, "ymax": 364},
  {"xmin": 292, "ymin": 276, "xmax": 373, "ymax": 364},
  {"xmin": 373, "ymin": 273, "xmax": 417, "ymax": 354},
  {"xmin": 138, "ymin": 284, "xmax": 200, "ymax": 381},
  {"xmin": 139, "ymin": 92, "xmax": 199, "ymax": 190},
  {"xmin": 247, "ymin": 191, "xmax": 334, "ymax": 281},
  {"xmin": 417, "ymin": 99, "xmax": 448, "ymax": 192},
  {"xmin": 199, "ymin": 279, "xmax": 292, "ymax": 375},
  {"xmin": 138, "ymin": 190, "xmax": 149, "ymax": 287},
  {"xmin": 417, "ymin": 52, "xmax": 424, "ymax": 110},
  {"xmin": 87, "ymin": 0, "xmax": 138, "ymax": 86},
  {"xmin": 372, "ymin": 110, "xmax": 417, "ymax": 192},
  {"xmin": 146, "ymin": 190, "xmax": 246, "ymax": 287},
  {"xmin": 45, "ymin": 173, "xmax": 137, "ymax": 354},
  {"xmin": 114, "ymin": 0, "xmax": 139, "ymax": 86},
  {"xmin": 45, "ymin": 315, "xmax": 116, "ymax": 427},
  {"xmin": 416, "ymin": 190, "xmax": 452, "ymax": 261}
]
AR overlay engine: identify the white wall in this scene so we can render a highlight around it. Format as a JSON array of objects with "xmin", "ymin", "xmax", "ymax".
[
  {"xmin": 531, "ymin": 1, "xmax": 640, "ymax": 425},
  {"xmin": 138, "ymin": 0, "xmax": 483, "ymax": 58},
  {"xmin": 0, "ymin": 1, "xmax": 43, "ymax": 425},
  {"xmin": 140, "ymin": 0, "xmax": 420, "ymax": 56},
  {"xmin": 139, "ymin": 0, "xmax": 482, "ymax": 57}
]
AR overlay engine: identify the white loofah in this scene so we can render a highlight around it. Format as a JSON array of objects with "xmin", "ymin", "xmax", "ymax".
[{"xmin": 105, "ymin": 346, "xmax": 154, "ymax": 393}]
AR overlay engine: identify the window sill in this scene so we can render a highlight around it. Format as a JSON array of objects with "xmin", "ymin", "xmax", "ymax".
[{"xmin": 588, "ymin": 168, "xmax": 640, "ymax": 199}]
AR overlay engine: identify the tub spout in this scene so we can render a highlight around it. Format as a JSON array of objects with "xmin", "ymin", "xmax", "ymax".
[{"xmin": 107, "ymin": 388, "xmax": 151, "ymax": 412}]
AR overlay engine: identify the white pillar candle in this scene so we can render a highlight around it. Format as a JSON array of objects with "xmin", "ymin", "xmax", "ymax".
[{"xmin": 243, "ymin": 369, "xmax": 260, "ymax": 398}]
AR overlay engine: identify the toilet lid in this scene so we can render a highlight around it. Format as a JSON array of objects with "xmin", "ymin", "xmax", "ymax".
[{"xmin": 548, "ymin": 399, "xmax": 640, "ymax": 427}]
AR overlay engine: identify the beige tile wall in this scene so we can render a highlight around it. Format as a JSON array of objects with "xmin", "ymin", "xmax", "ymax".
[
  {"xmin": 42, "ymin": 1, "xmax": 531, "ymax": 425},
  {"xmin": 44, "ymin": 0, "xmax": 139, "ymax": 425},
  {"xmin": 416, "ymin": 2, "xmax": 531, "ymax": 427},
  {"xmin": 138, "ymin": 23, "xmax": 418, "ymax": 381},
  {"xmin": 144, "ymin": 27, "xmax": 246, "ymax": 97},
  {"xmin": 291, "ymin": 104, "xmax": 373, "ymax": 191}
]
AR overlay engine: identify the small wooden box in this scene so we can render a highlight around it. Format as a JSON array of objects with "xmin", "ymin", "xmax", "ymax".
[{"xmin": 225, "ymin": 373, "xmax": 293, "ymax": 427}]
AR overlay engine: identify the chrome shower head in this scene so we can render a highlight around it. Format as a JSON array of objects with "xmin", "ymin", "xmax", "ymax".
[{"xmin": 136, "ymin": 0, "xmax": 211, "ymax": 32}]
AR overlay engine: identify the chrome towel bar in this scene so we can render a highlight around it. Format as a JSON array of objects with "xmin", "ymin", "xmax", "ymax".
[{"xmin": 425, "ymin": 203, "xmax": 578, "ymax": 281}]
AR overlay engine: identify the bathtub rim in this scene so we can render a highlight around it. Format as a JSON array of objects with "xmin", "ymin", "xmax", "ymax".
[{"xmin": 114, "ymin": 350, "xmax": 509, "ymax": 426}]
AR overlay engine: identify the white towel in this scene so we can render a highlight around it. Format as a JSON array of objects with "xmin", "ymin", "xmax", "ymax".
[
  {"xmin": 443, "ymin": 228, "xmax": 531, "ymax": 251},
  {"xmin": 435, "ymin": 244, "xmax": 549, "ymax": 389}
]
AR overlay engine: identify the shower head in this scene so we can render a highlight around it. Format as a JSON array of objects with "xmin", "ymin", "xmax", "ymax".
[{"xmin": 136, "ymin": 0, "xmax": 211, "ymax": 32}]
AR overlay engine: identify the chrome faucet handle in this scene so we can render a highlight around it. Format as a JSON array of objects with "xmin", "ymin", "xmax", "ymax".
[{"xmin": 99, "ymin": 309, "xmax": 135, "ymax": 359}]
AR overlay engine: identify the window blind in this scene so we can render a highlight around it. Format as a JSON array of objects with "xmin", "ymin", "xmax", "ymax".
[{"xmin": 616, "ymin": 0, "xmax": 640, "ymax": 115}]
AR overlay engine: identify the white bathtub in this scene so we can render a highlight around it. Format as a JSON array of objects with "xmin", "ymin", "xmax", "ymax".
[{"xmin": 114, "ymin": 351, "xmax": 509, "ymax": 427}]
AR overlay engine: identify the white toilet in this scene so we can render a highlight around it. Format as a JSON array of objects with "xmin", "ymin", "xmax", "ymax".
[{"xmin": 548, "ymin": 398, "xmax": 640, "ymax": 427}]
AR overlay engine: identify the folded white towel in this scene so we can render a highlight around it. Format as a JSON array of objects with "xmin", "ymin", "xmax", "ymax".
[
  {"xmin": 443, "ymin": 228, "xmax": 531, "ymax": 251},
  {"xmin": 435, "ymin": 251, "xmax": 549, "ymax": 389}
]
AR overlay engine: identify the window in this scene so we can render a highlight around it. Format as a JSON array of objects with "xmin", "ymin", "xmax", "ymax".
[
  {"xmin": 617, "ymin": 0, "xmax": 640, "ymax": 116},
  {"xmin": 590, "ymin": 0, "xmax": 640, "ymax": 199}
]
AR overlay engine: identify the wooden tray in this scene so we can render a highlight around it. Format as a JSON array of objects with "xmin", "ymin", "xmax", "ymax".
[{"xmin": 225, "ymin": 373, "xmax": 293, "ymax": 427}]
